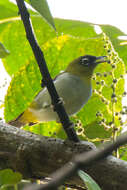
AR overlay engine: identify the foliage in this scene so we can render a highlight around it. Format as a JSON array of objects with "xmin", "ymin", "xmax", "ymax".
[
  {"xmin": 78, "ymin": 170, "xmax": 101, "ymax": 190},
  {"xmin": 0, "ymin": 0, "xmax": 127, "ymax": 145},
  {"xmin": 0, "ymin": 0, "xmax": 127, "ymax": 189},
  {"xmin": 0, "ymin": 169, "xmax": 22, "ymax": 189},
  {"xmin": 25, "ymin": 0, "xmax": 56, "ymax": 30}
]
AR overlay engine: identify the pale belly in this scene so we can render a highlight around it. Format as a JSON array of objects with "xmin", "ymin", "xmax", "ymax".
[{"xmin": 29, "ymin": 73, "xmax": 92, "ymax": 122}]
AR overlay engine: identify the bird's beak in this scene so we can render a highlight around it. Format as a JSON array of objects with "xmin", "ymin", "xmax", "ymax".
[{"xmin": 95, "ymin": 56, "xmax": 108, "ymax": 64}]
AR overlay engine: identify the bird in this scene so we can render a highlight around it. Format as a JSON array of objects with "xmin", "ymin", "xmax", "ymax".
[{"xmin": 8, "ymin": 55, "xmax": 108, "ymax": 127}]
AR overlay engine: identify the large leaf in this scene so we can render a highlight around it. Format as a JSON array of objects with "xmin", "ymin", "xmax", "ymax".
[
  {"xmin": 55, "ymin": 19, "xmax": 98, "ymax": 38},
  {"xmin": 4, "ymin": 22, "xmax": 126, "ymax": 142},
  {"xmin": 0, "ymin": 169, "xmax": 22, "ymax": 187},
  {"xmin": 4, "ymin": 60, "xmax": 41, "ymax": 121},
  {"xmin": 0, "ymin": 16, "xmax": 101, "ymax": 75},
  {"xmin": 4, "ymin": 34, "xmax": 105, "ymax": 122},
  {"xmin": 0, "ymin": 2, "xmax": 126, "ymax": 142},
  {"xmin": 4, "ymin": 34, "xmax": 114, "ymax": 141},
  {"xmin": 25, "ymin": 0, "xmax": 56, "ymax": 30},
  {"xmin": 0, "ymin": 17, "xmax": 56, "ymax": 75},
  {"xmin": 0, "ymin": 0, "xmax": 18, "ymax": 20}
]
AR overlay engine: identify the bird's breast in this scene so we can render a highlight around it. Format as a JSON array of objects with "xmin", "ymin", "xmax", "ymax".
[
  {"xmin": 29, "ymin": 72, "xmax": 92, "ymax": 121},
  {"xmin": 55, "ymin": 73, "xmax": 92, "ymax": 115}
]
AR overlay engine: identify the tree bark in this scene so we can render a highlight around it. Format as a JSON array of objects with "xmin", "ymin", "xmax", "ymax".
[{"xmin": 0, "ymin": 122, "xmax": 127, "ymax": 190}]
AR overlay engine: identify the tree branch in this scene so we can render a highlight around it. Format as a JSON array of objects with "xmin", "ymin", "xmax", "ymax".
[
  {"xmin": 15, "ymin": 0, "xmax": 79, "ymax": 142},
  {"xmin": 1, "ymin": 122, "xmax": 127, "ymax": 190}
]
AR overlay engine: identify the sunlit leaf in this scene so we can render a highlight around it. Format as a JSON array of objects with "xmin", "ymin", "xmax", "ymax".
[
  {"xmin": 0, "ymin": 18, "xmax": 101, "ymax": 75},
  {"xmin": 26, "ymin": 0, "xmax": 56, "ymax": 30},
  {"xmin": 0, "ymin": 5, "xmax": 126, "ymax": 143},
  {"xmin": 4, "ymin": 60, "xmax": 41, "ymax": 122},
  {"xmin": 0, "ymin": 0, "xmax": 18, "ymax": 20},
  {"xmin": 4, "ymin": 34, "xmax": 106, "ymax": 123}
]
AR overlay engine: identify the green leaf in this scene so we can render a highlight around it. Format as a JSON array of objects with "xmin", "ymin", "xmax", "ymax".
[
  {"xmin": 0, "ymin": 7, "xmax": 125, "ymax": 142},
  {"xmin": 0, "ymin": 17, "xmax": 102, "ymax": 76},
  {"xmin": 0, "ymin": 169, "xmax": 22, "ymax": 187},
  {"xmin": 0, "ymin": 0, "xmax": 18, "ymax": 20},
  {"xmin": 23, "ymin": 122, "xmax": 66, "ymax": 139},
  {"xmin": 4, "ymin": 24, "xmax": 125, "ymax": 142},
  {"xmin": 4, "ymin": 60, "xmax": 41, "ymax": 122},
  {"xmin": 26, "ymin": 0, "xmax": 56, "ymax": 30},
  {"xmin": 78, "ymin": 170, "xmax": 102, "ymax": 190},
  {"xmin": 55, "ymin": 19, "xmax": 98, "ymax": 38},
  {"xmin": 0, "ymin": 43, "xmax": 9, "ymax": 58},
  {"xmin": 0, "ymin": 17, "xmax": 56, "ymax": 75},
  {"xmin": 4, "ymin": 34, "xmax": 105, "ymax": 122}
]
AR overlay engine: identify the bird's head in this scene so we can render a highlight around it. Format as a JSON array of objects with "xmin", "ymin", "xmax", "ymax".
[{"xmin": 66, "ymin": 55, "xmax": 108, "ymax": 81}]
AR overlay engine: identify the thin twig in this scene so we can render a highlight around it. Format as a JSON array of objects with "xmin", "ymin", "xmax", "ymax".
[{"xmin": 15, "ymin": 0, "xmax": 79, "ymax": 142}]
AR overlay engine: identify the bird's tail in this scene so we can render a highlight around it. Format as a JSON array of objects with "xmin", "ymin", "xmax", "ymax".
[
  {"xmin": 8, "ymin": 113, "xmax": 26, "ymax": 128},
  {"xmin": 8, "ymin": 109, "xmax": 38, "ymax": 128}
]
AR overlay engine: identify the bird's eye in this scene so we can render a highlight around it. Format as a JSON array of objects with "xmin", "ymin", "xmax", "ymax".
[{"xmin": 80, "ymin": 57, "xmax": 89, "ymax": 66}]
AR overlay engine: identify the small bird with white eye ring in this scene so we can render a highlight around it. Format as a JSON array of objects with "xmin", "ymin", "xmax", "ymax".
[{"xmin": 8, "ymin": 55, "xmax": 108, "ymax": 127}]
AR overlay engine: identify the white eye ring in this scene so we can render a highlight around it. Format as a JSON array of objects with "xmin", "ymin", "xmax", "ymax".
[
  {"xmin": 82, "ymin": 58, "xmax": 88, "ymax": 61},
  {"xmin": 81, "ymin": 58, "xmax": 89, "ymax": 65}
]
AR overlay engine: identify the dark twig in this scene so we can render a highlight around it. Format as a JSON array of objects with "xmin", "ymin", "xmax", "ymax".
[
  {"xmin": 15, "ymin": 0, "xmax": 79, "ymax": 142},
  {"xmin": 24, "ymin": 133, "xmax": 127, "ymax": 190}
]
